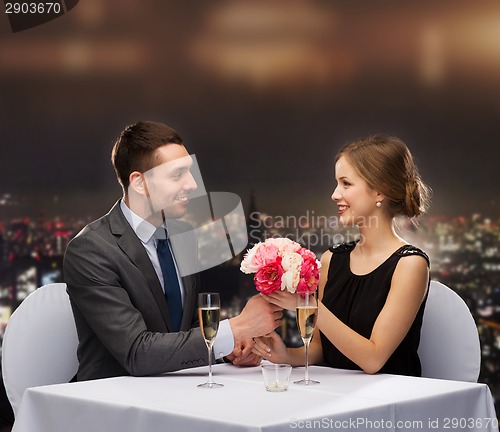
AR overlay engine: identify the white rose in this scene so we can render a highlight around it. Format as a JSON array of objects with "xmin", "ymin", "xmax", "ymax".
[
  {"xmin": 271, "ymin": 237, "xmax": 301, "ymax": 255},
  {"xmin": 280, "ymin": 252, "xmax": 303, "ymax": 292},
  {"xmin": 240, "ymin": 244, "xmax": 261, "ymax": 274}
]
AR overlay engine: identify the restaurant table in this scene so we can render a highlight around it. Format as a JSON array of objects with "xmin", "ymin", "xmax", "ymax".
[{"xmin": 12, "ymin": 364, "xmax": 499, "ymax": 432}]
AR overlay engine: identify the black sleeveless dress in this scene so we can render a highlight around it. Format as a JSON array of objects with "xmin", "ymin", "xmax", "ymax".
[{"xmin": 320, "ymin": 241, "xmax": 430, "ymax": 377}]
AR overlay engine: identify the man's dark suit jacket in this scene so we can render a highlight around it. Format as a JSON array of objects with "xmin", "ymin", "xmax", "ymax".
[{"xmin": 63, "ymin": 201, "xmax": 208, "ymax": 381}]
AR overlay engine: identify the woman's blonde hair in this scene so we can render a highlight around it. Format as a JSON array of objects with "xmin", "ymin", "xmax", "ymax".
[{"xmin": 336, "ymin": 135, "xmax": 431, "ymax": 218}]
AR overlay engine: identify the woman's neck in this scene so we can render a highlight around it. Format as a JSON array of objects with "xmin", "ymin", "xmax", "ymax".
[{"xmin": 356, "ymin": 216, "xmax": 405, "ymax": 255}]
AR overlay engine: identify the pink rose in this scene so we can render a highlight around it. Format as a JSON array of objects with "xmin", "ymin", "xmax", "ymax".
[
  {"xmin": 254, "ymin": 257, "xmax": 284, "ymax": 295},
  {"xmin": 252, "ymin": 242, "xmax": 281, "ymax": 268},
  {"xmin": 240, "ymin": 242, "xmax": 279, "ymax": 273},
  {"xmin": 298, "ymin": 247, "xmax": 317, "ymax": 261},
  {"xmin": 296, "ymin": 251, "xmax": 320, "ymax": 294}
]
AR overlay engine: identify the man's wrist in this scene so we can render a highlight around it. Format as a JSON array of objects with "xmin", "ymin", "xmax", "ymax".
[{"xmin": 228, "ymin": 315, "xmax": 247, "ymax": 341}]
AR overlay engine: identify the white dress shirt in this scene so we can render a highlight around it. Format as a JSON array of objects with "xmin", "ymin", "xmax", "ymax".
[{"xmin": 119, "ymin": 200, "xmax": 234, "ymax": 359}]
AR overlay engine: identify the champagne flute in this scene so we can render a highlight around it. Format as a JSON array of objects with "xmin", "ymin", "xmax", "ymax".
[
  {"xmin": 294, "ymin": 291, "xmax": 320, "ymax": 385},
  {"xmin": 197, "ymin": 292, "xmax": 223, "ymax": 389}
]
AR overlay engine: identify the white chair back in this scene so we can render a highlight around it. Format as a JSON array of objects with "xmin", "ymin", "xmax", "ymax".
[
  {"xmin": 418, "ymin": 280, "xmax": 480, "ymax": 382},
  {"xmin": 1, "ymin": 282, "xmax": 79, "ymax": 415}
]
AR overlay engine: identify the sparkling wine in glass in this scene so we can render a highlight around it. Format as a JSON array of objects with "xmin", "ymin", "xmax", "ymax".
[
  {"xmin": 294, "ymin": 291, "xmax": 320, "ymax": 385},
  {"xmin": 197, "ymin": 292, "xmax": 223, "ymax": 388}
]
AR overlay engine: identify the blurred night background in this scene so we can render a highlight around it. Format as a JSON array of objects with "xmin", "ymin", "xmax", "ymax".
[{"xmin": 0, "ymin": 0, "xmax": 499, "ymax": 420}]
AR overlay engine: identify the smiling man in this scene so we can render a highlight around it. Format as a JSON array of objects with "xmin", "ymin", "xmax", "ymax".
[{"xmin": 63, "ymin": 120, "xmax": 282, "ymax": 381}]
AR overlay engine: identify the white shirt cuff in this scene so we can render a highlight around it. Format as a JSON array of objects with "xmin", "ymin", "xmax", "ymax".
[{"xmin": 213, "ymin": 319, "xmax": 234, "ymax": 359}]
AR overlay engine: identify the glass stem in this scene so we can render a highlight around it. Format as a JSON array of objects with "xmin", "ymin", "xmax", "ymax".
[
  {"xmin": 304, "ymin": 340, "xmax": 310, "ymax": 382},
  {"xmin": 208, "ymin": 347, "xmax": 213, "ymax": 384}
]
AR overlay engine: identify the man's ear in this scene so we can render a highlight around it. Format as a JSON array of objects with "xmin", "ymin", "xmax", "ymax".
[{"xmin": 128, "ymin": 172, "xmax": 149, "ymax": 197}]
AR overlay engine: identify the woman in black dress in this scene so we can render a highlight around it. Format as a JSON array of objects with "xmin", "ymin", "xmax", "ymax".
[{"xmin": 253, "ymin": 135, "xmax": 431, "ymax": 376}]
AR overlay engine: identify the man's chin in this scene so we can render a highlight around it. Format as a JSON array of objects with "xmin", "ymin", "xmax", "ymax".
[{"xmin": 163, "ymin": 203, "xmax": 189, "ymax": 220}]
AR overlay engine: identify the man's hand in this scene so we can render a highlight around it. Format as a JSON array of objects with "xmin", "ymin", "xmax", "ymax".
[
  {"xmin": 225, "ymin": 339, "xmax": 262, "ymax": 366},
  {"xmin": 229, "ymin": 294, "xmax": 283, "ymax": 342}
]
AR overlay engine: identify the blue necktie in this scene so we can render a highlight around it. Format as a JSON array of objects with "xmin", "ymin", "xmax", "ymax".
[{"xmin": 156, "ymin": 233, "xmax": 183, "ymax": 332}]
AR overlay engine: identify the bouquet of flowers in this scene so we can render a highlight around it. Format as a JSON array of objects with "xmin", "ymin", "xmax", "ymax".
[{"xmin": 240, "ymin": 237, "xmax": 321, "ymax": 295}]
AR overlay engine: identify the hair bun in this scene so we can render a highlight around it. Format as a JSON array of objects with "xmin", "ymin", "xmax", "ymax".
[{"xmin": 404, "ymin": 175, "xmax": 431, "ymax": 218}]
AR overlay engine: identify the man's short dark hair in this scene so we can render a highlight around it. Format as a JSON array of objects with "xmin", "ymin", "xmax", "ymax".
[{"xmin": 111, "ymin": 121, "xmax": 184, "ymax": 191}]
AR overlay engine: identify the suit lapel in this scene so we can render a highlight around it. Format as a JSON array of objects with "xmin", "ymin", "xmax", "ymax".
[
  {"xmin": 180, "ymin": 274, "xmax": 197, "ymax": 330},
  {"xmin": 108, "ymin": 202, "xmax": 173, "ymax": 330}
]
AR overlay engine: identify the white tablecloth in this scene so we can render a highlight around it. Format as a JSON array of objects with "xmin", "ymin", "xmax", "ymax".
[{"xmin": 13, "ymin": 364, "xmax": 499, "ymax": 432}]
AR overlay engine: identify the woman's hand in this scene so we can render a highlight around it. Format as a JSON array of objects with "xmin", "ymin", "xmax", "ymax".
[
  {"xmin": 261, "ymin": 291, "xmax": 297, "ymax": 311},
  {"xmin": 252, "ymin": 331, "xmax": 289, "ymax": 364}
]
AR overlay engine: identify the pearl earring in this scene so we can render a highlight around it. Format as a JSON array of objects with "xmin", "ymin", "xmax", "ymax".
[{"xmin": 376, "ymin": 201, "xmax": 382, "ymax": 208}]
